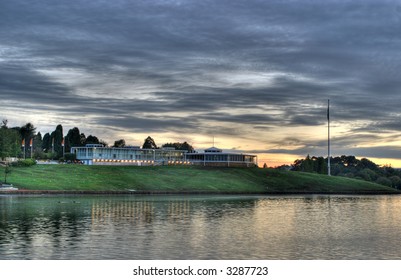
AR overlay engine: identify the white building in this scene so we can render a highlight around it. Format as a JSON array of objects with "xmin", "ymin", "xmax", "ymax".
[
  {"xmin": 71, "ymin": 145, "xmax": 257, "ymax": 167},
  {"xmin": 71, "ymin": 144, "xmax": 187, "ymax": 166},
  {"xmin": 185, "ymin": 147, "xmax": 257, "ymax": 167}
]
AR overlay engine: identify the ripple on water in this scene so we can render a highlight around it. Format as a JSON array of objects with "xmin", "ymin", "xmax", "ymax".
[{"xmin": 1, "ymin": 195, "xmax": 401, "ymax": 259}]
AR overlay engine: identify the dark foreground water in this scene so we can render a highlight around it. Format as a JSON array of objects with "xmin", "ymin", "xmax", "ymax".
[{"xmin": 1, "ymin": 194, "xmax": 401, "ymax": 259}]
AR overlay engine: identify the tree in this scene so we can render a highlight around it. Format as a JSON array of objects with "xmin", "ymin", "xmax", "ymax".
[
  {"xmin": 315, "ymin": 157, "xmax": 327, "ymax": 174},
  {"xmin": 65, "ymin": 127, "xmax": 82, "ymax": 152},
  {"xmin": 99, "ymin": 139, "xmax": 108, "ymax": 147},
  {"xmin": 142, "ymin": 136, "xmax": 158, "ymax": 149},
  {"xmin": 162, "ymin": 141, "xmax": 194, "ymax": 152},
  {"xmin": 113, "ymin": 139, "xmax": 126, "ymax": 148},
  {"xmin": 0, "ymin": 126, "xmax": 20, "ymax": 159},
  {"xmin": 356, "ymin": 168, "xmax": 377, "ymax": 181},
  {"xmin": 303, "ymin": 154, "xmax": 313, "ymax": 172},
  {"xmin": 19, "ymin": 122, "xmax": 36, "ymax": 140},
  {"xmin": 85, "ymin": 135, "xmax": 100, "ymax": 145},
  {"xmin": 32, "ymin": 132, "xmax": 43, "ymax": 158},
  {"xmin": 357, "ymin": 158, "xmax": 378, "ymax": 171},
  {"xmin": 291, "ymin": 159, "xmax": 304, "ymax": 171},
  {"xmin": 1, "ymin": 119, "xmax": 8, "ymax": 129},
  {"xmin": 51, "ymin": 124, "xmax": 64, "ymax": 158},
  {"xmin": 80, "ymin": 133, "xmax": 86, "ymax": 145},
  {"xmin": 389, "ymin": 176, "xmax": 401, "ymax": 189},
  {"xmin": 19, "ymin": 122, "xmax": 36, "ymax": 158},
  {"xmin": 340, "ymin": 155, "xmax": 358, "ymax": 167},
  {"xmin": 376, "ymin": 177, "xmax": 392, "ymax": 187},
  {"xmin": 42, "ymin": 133, "xmax": 51, "ymax": 152}
]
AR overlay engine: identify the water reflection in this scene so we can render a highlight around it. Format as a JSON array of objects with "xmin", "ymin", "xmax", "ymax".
[
  {"xmin": 91, "ymin": 200, "xmax": 156, "ymax": 225},
  {"xmin": 1, "ymin": 195, "xmax": 401, "ymax": 259}
]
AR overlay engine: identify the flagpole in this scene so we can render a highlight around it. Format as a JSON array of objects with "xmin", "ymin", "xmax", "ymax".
[{"xmin": 327, "ymin": 99, "xmax": 331, "ymax": 176}]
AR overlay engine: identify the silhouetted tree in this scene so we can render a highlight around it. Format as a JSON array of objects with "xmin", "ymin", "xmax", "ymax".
[
  {"xmin": 85, "ymin": 135, "xmax": 100, "ymax": 145},
  {"xmin": 19, "ymin": 122, "xmax": 36, "ymax": 141},
  {"xmin": 113, "ymin": 139, "xmax": 126, "ymax": 148},
  {"xmin": 315, "ymin": 157, "xmax": 327, "ymax": 174},
  {"xmin": 19, "ymin": 122, "xmax": 36, "ymax": 158},
  {"xmin": 51, "ymin": 124, "xmax": 63, "ymax": 158},
  {"xmin": 80, "ymin": 133, "xmax": 86, "ymax": 145},
  {"xmin": 162, "ymin": 141, "xmax": 194, "ymax": 152},
  {"xmin": 42, "ymin": 133, "xmax": 51, "ymax": 152},
  {"xmin": 142, "ymin": 136, "xmax": 158, "ymax": 149},
  {"xmin": 65, "ymin": 127, "xmax": 82, "ymax": 151},
  {"xmin": 32, "ymin": 132, "xmax": 43, "ymax": 158},
  {"xmin": 357, "ymin": 158, "xmax": 378, "ymax": 171}
]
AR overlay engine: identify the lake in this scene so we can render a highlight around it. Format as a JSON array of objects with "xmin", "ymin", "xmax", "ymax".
[{"xmin": 1, "ymin": 194, "xmax": 401, "ymax": 259}]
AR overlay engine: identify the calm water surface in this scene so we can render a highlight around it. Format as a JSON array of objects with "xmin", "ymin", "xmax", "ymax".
[{"xmin": 1, "ymin": 194, "xmax": 401, "ymax": 259}]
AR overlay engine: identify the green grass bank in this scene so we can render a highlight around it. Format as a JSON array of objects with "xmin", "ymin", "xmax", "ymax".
[{"xmin": 2, "ymin": 165, "xmax": 399, "ymax": 194}]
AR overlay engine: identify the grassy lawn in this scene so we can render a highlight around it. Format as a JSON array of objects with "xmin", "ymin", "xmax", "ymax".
[{"xmin": 2, "ymin": 164, "xmax": 399, "ymax": 194}]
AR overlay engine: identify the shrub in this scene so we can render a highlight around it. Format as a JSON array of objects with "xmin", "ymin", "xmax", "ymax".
[
  {"xmin": 389, "ymin": 176, "xmax": 401, "ymax": 189},
  {"xmin": 64, "ymin": 153, "xmax": 77, "ymax": 161},
  {"xmin": 11, "ymin": 158, "xmax": 37, "ymax": 167},
  {"xmin": 376, "ymin": 177, "xmax": 392, "ymax": 187}
]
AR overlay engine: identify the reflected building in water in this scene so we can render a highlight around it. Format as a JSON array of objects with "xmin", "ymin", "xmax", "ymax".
[{"xmin": 90, "ymin": 199, "xmax": 192, "ymax": 226}]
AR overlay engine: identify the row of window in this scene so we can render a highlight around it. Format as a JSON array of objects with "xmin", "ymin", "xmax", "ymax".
[
  {"xmin": 73, "ymin": 148, "xmax": 185, "ymax": 161},
  {"xmin": 186, "ymin": 154, "xmax": 256, "ymax": 162},
  {"xmin": 73, "ymin": 148, "xmax": 256, "ymax": 163}
]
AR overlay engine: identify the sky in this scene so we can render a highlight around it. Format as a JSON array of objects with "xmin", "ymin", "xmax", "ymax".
[{"xmin": 1, "ymin": 0, "xmax": 401, "ymax": 167}]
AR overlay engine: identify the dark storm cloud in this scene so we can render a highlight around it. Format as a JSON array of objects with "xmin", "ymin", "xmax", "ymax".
[
  {"xmin": 2, "ymin": 0, "xmax": 401, "ymax": 158},
  {"xmin": 0, "ymin": 63, "xmax": 79, "ymax": 112},
  {"xmin": 95, "ymin": 115, "xmax": 197, "ymax": 133}
]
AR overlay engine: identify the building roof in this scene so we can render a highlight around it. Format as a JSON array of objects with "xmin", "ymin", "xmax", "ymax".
[{"xmin": 204, "ymin": 147, "xmax": 223, "ymax": 153}]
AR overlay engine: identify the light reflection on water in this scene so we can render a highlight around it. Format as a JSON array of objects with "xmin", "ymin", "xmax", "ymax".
[{"xmin": 1, "ymin": 195, "xmax": 401, "ymax": 259}]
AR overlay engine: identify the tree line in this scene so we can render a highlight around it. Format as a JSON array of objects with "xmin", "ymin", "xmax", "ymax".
[
  {"xmin": 288, "ymin": 155, "xmax": 401, "ymax": 189},
  {"xmin": 0, "ymin": 121, "xmax": 105, "ymax": 160},
  {"xmin": 0, "ymin": 120, "xmax": 194, "ymax": 161}
]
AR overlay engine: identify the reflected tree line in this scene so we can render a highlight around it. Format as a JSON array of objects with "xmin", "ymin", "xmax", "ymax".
[{"xmin": 0, "ymin": 199, "xmax": 89, "ymax": 259}]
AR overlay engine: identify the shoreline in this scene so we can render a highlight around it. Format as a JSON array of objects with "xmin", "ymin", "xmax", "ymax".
[{"xmin": 1, "ymin": 189, "xmax": 399, "ymax": 195}]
